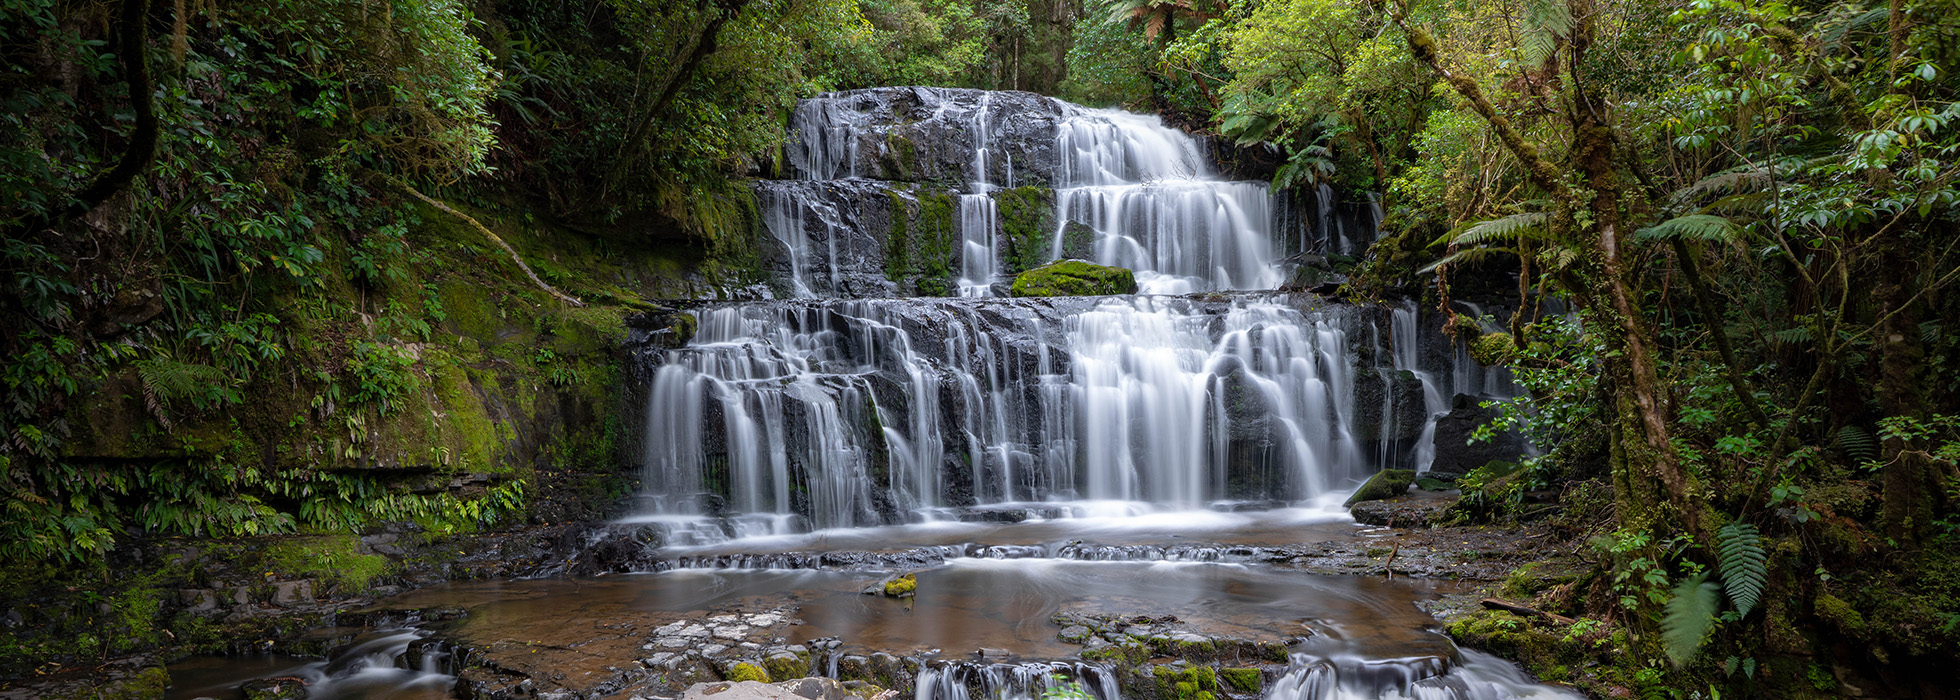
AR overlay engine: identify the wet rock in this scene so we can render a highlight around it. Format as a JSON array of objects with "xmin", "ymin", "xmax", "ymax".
[
  {"xmin": 978, "ymin": 648, "xmax": 1012, "ymax": 660},
  {"xmin": 764, "ymin": 651, "xmax": 809, "ymax": 680},
  {"xmin": 1349, "ymin": 490, "xmax": 1456, "ymax": 527},
  {"xmin": 271, "ymin": 580, "xmax": 314, "ymax": 607},
  {"xmin": 1059, "ymin": 625, "xmax": 1092, "ymax": 643},
  {"xmin": 1429, "ymin": 394, "xmax": 1528, "ymax": 475},
  {"xmin": 1344, "ymin": 469, "xmax": 1417, "ymax": 507}
]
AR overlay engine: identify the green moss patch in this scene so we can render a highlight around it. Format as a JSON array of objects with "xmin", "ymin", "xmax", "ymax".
[
  {"xmin": 1344, "ymin": 469, "xmax": 1416, "ymax": 506},
  {"xmin": 1009, "ymin": 259, "xmax": 1138, "ymax": 297}
]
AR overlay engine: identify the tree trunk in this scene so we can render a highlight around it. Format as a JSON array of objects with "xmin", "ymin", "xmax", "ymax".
[
  {"xmin": 1876, "ymin": 232, "xmax": 1937, "ymax": 546},
  {"xmin": 600, "ymin": 0, "xmax": 751, "ymax": 199},
  {"xmin": 7, "ymin": 0, "xmax": 156, "ymax": 239}
]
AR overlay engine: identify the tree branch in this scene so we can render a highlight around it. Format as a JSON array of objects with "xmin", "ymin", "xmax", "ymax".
[{"xmin": 394, "ymin": 181, "xmax": 585, "ymax": 308}]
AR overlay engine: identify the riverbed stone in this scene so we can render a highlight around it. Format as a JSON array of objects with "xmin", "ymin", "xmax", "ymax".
[{"xmin": 1059, "ymin": 625, "xmax": 1092, "ymax": 643}]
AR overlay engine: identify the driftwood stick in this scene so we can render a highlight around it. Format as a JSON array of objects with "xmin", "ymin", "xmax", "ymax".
[{"xmin": 1480, "ymin": 598, "xmax": 1577, "ymax": 626}]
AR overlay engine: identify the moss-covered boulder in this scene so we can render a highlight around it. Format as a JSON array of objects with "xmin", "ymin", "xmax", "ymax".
[
  {"xmin": 1009, "ymin": 260, "xmax": 1138, "ymax": 297},
  {"xmin": 882, "ymin": 573, "xmax": 917, "ymax": 598},
  {"xmin": 1344, "ymin": 469, "xmax": 1417, "ymax": 507}
]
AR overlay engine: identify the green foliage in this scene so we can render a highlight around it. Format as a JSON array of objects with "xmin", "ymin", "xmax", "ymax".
[
  {"xmin": 345, "ymin": 342, "xmax": 418, "ymax": 415},
  {"xmin": 1716, "ymin": 522, "xmax": 1767, "ymax": 618},
  {"xmin": 1661, "ymin": 572, "xmax": 1721, "ymax": 667}
]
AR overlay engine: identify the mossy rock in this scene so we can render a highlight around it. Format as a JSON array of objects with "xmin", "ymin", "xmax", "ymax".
[
  {"xmin": 1470, "ymin": 331, "xmax": 1517, "ymax": 366},
  {"xmin": 1344, "ymin": 469, "xmax": 1417, "ymax": 507},
  {"xmin": 883, "ymin": 573, "xmax": 916, "ymax": 598},
  {"xmin": 1219, "ymin": 668, "xmax": 1262, "ymax": 693},
  {"xmin": 764, "ymin": 651, "xmax": 809, "ymax": 680},
  {"xmin": 1009, "ymin": 259, "xmax": 1138, "ymax": 297},
  {"xmin": 725, "ymin": 661, "xmax": 771, "ymax": 683}
]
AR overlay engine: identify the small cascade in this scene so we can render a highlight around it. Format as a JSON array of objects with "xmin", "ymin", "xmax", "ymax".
[
  {"xmin": 1389, "ymin": 304, "xmax": 1449, "ymax": 472},
  {"xmin": 1450, "ymin": 302, "xmax": 1521, "ymax": 399},
  {"xmin": 915, "ymin": 661, "xmax": 1120, "ymax": 700},
  {"xmin": 1263, "ymin": 650, "xmax": 1580, "ymax": 699},
  {"xmin": 958, "ymin": 194, "xmax": 1001, "ymax": 297},
  {"xmin": 763, "ymin": 88, "xmax": 1290, "ymax": 295},
  {"xmin": 1051, "ymin": 108, "xmax": 1281, "ymax": 293}
]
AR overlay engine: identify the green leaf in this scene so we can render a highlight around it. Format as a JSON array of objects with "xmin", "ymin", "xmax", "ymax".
[{"xmin": 1661, "ymin": 571, "xmax": 1721, "ymax": 667}]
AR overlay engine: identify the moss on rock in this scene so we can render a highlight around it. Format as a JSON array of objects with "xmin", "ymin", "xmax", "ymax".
[
  {"xmin": 883, "ymin": 573, "xmax": 917, "ymax": 598},
  {"xmin": 725, "ymin": 661, "xmax": 772, "ymax": 683},
  {"xmin": 1219, "ymin": 668, "xmax": 1261, "ymax": 693},
  {"xmin": 1344, "ymin": 469, "xmax": 1416, "ymax": 507},
  {"xmin": 1009, "ymin": 259, "xmax": 1138, "ymax": 297}
]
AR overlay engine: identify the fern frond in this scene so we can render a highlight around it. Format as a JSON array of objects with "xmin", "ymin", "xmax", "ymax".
[
  {"xmin": 1706, "ymin": 192, "xmax": 1776, "ymax": 216},
  {"xmin": 1636, "ymin": 214, "xmax": 1741, "ymax": 244},
  {"xmin": 1517, "ymin": 0, "xmax": 1572, "ymax": 69},
  {"xmin": 1434, "ymin": 212, "xmax": 1552, "ymax": 248},
  {"xmin": 1836, "ymin": 425, "xmax": 1880, "ymax": 464},
  {"xmin": 1767, "ymin": 326, "xmax": 1812, "ymax": 346},
  {"xmin": 1661, "ymin": 572, "xmax": 1722, "ymax": 667},
  {"xmin": 1717, "ymin": 522, "xmax": 1767, "ymax": 618},
  {"xmin": 1419, "ymin": 247, "xmax": 1520, "ymax": 274},
  {"xmin": 1680, "ymin": 169, "xmax": 1773, "ymax": 199},
  {"xmin": 1538, "ymin": 247, "xmax": 1579, "ymax": 270}
]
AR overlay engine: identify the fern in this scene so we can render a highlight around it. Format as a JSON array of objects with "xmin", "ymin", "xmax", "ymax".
[
  {"xmin": 1517, "ymin": 0, "xmax": 1572, "ymax": 69},
  {"xmin": 1661, "ymin": 572, "xmax": 1722, "ymax": 667},
  {"xmin": 1635, "ymin": 214, "xmax": 1741, "ymax": 244},
  {"xmin": 1457, "ymin": 212, "xmax": 1553, "ymax": 247},
  {"xmin": 1767, "ymin": 326, "xmax": 1813, "ymax": 346},
  {"xmin": 1418, "ymin": 247, "xmax": 1519, "ymax": 274},
  {"xmin": 1836, "ymin": 425, "xmax": 1880, "ymax": 464},
  {"xmin": 1717, "ymin": 522, "xmax": 1768, "ymax": 618}
]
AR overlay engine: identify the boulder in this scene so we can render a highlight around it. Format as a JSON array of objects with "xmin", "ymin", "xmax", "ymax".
[
  {"xmin": 1429, "ymin": 394, "xmax": 1529, "ymax": 475},
  {"xmin": 1009, "ymin": 260, "xmax": 1138, "ymax": 297},
  {"xmin": 1343, "ymin": 469, "xmax": 1416, "ymax": 507}
]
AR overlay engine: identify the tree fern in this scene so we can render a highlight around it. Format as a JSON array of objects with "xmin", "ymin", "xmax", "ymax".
[
  {"xmin": 1661, "ymin": 572, "xmax": 1722, "ymax": 667},
  {"xmin": 1717, "ymin": 522, "xmax": 1767, "ymax": 618},
  {"xmin": 1635, "ymin": 214, "xmax": 1741, "ymax": 244},
  {"xmin": 1517, "ymin": 0, "xmax": 1572, "ymax": 70}
]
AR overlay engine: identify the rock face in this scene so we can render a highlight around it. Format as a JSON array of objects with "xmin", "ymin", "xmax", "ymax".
[
  {"xmin": 788, "ymin": 88, "xmax": 1072, "ymax": 185},
  {"xmin": 1009, "ymin": 259, "xmax": 1139, "ymax": 297},
  {"xmin": 1430, "ymin": 394, "xmax": 1530, "ymax": 475}
]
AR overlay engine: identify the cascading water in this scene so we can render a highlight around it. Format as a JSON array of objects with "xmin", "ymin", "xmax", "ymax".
[
  {"xmin": 763, "ymin": 87, "xmax": 1288, "ymax": 297},
  {"xmin": 635, "ymin": 88, "xmax": 1518, "ymax": 535},
  {"xmin": 632, "ymin": 296, "xmax": 1465, "ymax": 534}
]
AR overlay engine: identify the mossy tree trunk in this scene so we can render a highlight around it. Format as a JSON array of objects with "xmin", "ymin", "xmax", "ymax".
[{"xmin": 1382, "ymin": 0, "xmax": 1709, "ymax": 543}]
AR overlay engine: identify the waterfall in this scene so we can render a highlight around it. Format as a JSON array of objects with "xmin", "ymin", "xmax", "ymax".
[
  {"xmin": 635, "ymin": 298, "xmax": 1447, "ymax": 528},
  {"xmin": 637, "ymin": 88, "xmax": 1518, "ymax": 533}
]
